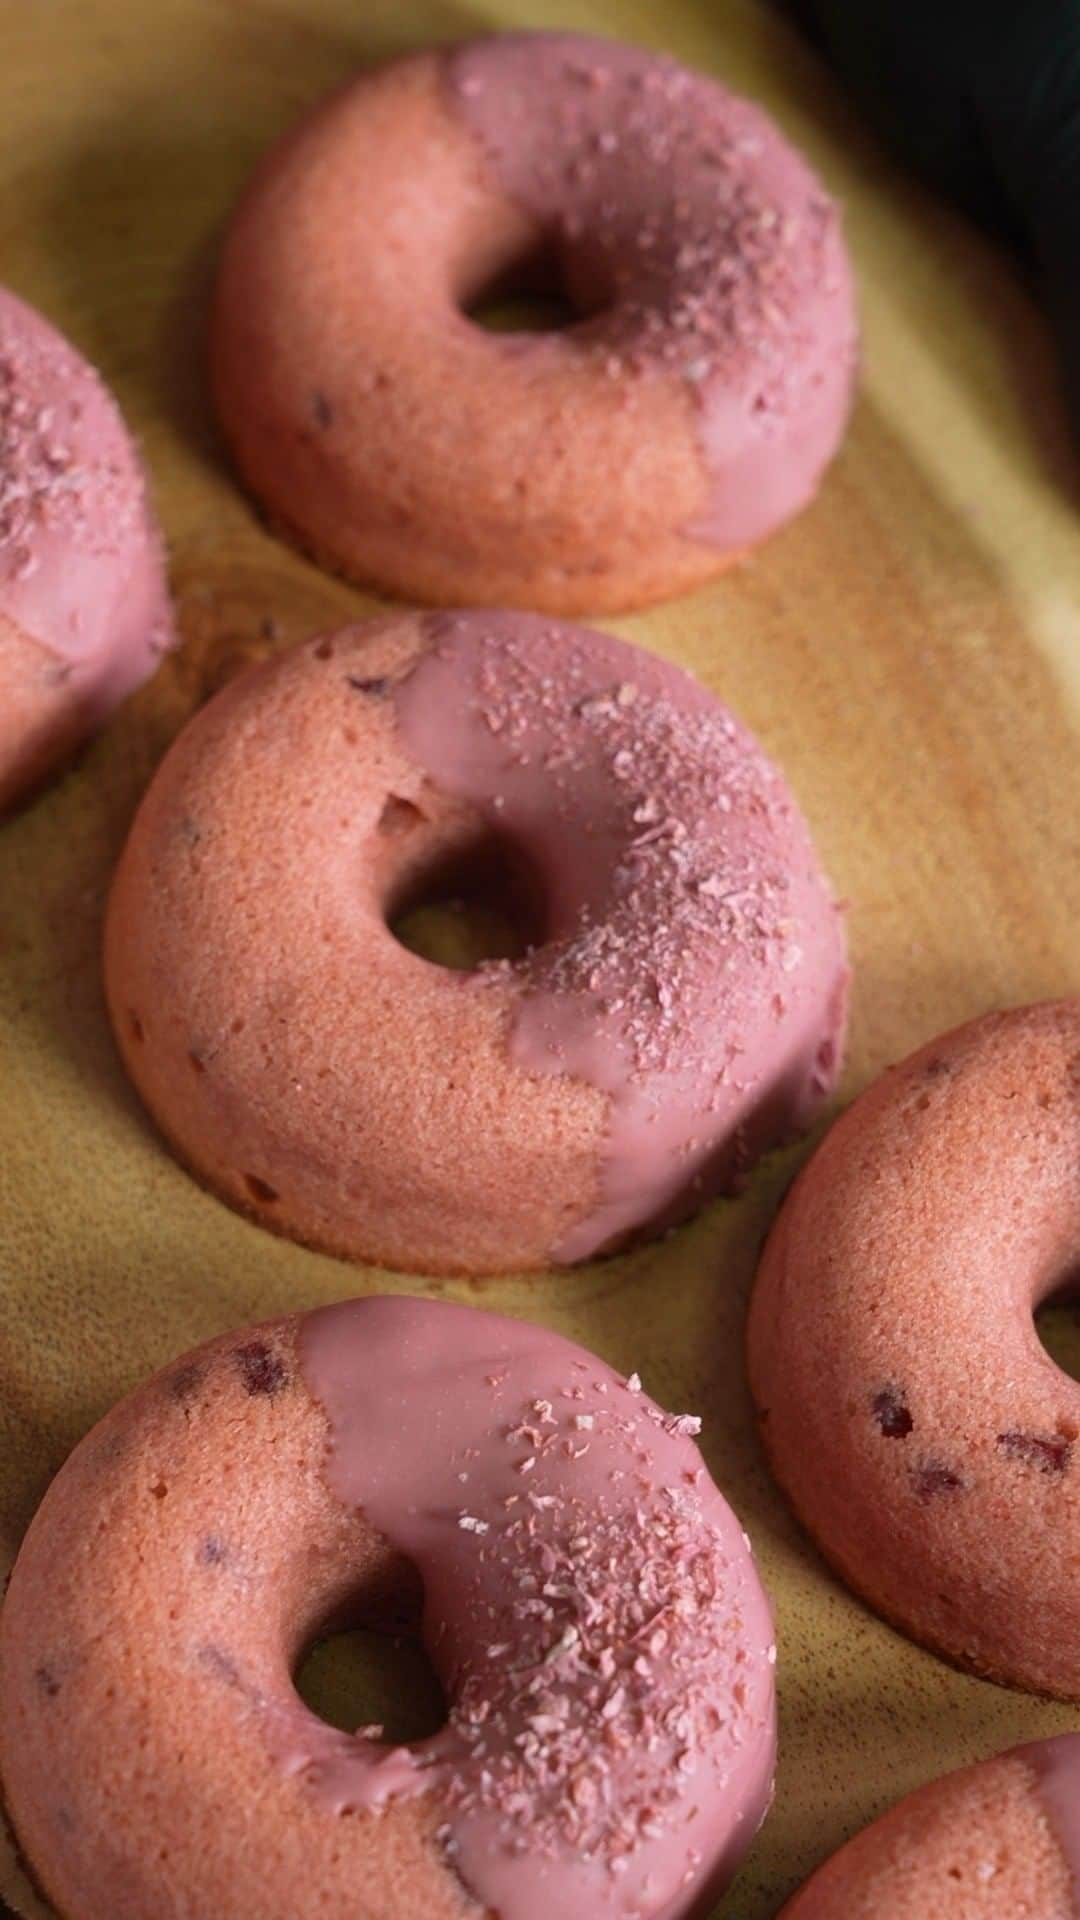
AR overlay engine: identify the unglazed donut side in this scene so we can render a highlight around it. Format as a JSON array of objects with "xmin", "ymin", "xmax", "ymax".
[
  {"xmin": 0, "ymin": 1318, "xmax": 475, "ymax": 1920},
  {"xmin": 104, "ymin": 617, "xmax": 607, "ymax": 1275},
  {"xmin": 747, "ymin": 1001, "xmax": 1080, "ymax": 1699},
  {"xmin": 211, "ymin": 52, "xmax": 713, "ymax": 614},
  {"xmin": 778, "ymin": 1742, "xmax": 1079, "ymax": 1919}
]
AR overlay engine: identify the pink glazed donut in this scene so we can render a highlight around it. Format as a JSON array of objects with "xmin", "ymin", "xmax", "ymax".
[
  {"xmin": 780, "ymin": 1736, "xmax": 1080, "ymax": 1919},
  {"xmin": 104, "ymin": 610, "xmax": 848, "ymax": 1274},
  {"xmin": 212, "ymin": 32, "xmax": 857, "ymax": 614},
  {"xmin": 748, "ymin": 1001, "xmax": 1080, "ymax": 1698},
  {"xmin": 0, "ymin": 1296, "xmax": 778, "ymax": 1920},
  {"xmin": 0, "ymin": 285, "xmax": 173, "ymax": 811}
]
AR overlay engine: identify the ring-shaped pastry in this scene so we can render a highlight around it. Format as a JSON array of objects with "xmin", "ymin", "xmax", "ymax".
[
  {"xmin": 212, "ymin": 33, "xmax": 856, "ymax": 614},
  {"xmin": 749, "ymin": 1001, "xmax": 1080, "ymax": 1697},
  {"xmin": 0, "ymin": 1296, "xmax": 777, "ymax": 1920},
  {"xmin": 104, "ymin": 610, "xmax": 847, "ymax": 1273}
]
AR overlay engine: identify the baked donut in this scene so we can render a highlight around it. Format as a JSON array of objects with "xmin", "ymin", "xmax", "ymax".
[
  {"xmin": 0, "ymin": 1294, "xmax": 778, "ymax": 1920},
  {"xmin": 104, "ymin": 609, "xmax": 848, "ymax": 1274},
  {"xmin": 748, "ymin": 1000, "xmax": 1080, "ymax": 1697},
  {"xmin": 779, "ymin": 1735, "xmax": 1080, "ymax": 1918},
  {"xmin": 212, "ymin": 32, "xmax": 857, "ymax": 615},
  {"xmin": 0, "ymin": 284, "xmax": 173, "ymax": 812}
]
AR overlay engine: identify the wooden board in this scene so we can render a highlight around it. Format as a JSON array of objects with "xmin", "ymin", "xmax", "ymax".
[{"xmin": 1, "ymin": 1, "xmax": 1078, "ymax": 1914}]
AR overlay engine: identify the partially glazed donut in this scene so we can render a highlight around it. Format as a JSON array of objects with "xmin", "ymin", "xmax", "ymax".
[
  {"xmin": 104, "ymin": 610, "xmax": 848, "ymax": 1274},
  {"xmin": 212, "ymin": 32, "xmax": 857, "ymax": 614},
  {"xmin": 748, "ymin": 1001, "xmax": 1080, "ymax": 1697},
  {"xmin": 0, "ymin": 1296, "xmax": 777, "ymax": 1920},
  {"xmin": 0, "ymin": 285, "xmax": 173, "ymax": 812},
  {"xmin": 780, "ymin": 1736, "xmax": 1080, "ymax": 1918}
]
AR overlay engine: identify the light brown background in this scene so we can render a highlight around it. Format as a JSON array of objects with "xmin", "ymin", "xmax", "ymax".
[{"xmin": 1, "ymin": 1, "xmax": 1078, "ymax": 1914}]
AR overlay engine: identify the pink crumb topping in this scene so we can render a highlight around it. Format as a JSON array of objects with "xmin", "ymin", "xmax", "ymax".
[
  {"xmin": 284, "ymin": 1297, "xmax": 776, "ymax": 1920},
  {"xmin": 446, "ymin": 33, "xmax": 856, "ymax": 550},
  {"xmin": 393, "ymin": 612, "xmax": 848, "ymax": 1260},
  {"xmin": 0, "ymin": 284, "xmax": 173, "ymax": 709}
]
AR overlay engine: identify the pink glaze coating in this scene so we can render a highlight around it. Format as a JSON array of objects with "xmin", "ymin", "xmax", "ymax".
[
  {"xmin": 212, "ymin": 34, "xmax": 856, "ymax": 615},
  {"xmin": 1026, "ymin": 1736, "xmax": 1080, "ymax": 1903},
  {"xmin": 0, "ymin": 1297, "xmax": 776, "ymax": 1920},
  {"xmin": 748, "ymin": 1000, "xmax": 1080, "ymax": 1698},
  {"xmin": 780, "ymin": 1736, "xmax": 1080, "ymax": 1918},
  {"xmin": 395, "ymin": 611, "xmax": 848, "ymax": 1261},
  {"xmin": 0, "ymin": 285, "xmax": 173, "ymax": 809},
  {"xmin": 448, "ymin": 33, "xmax": 857, "ymax": 554},
  {"xmin": 292, "ymin": 1296, "xmax": 777, "ymax": 1916},
  {"xmin": 104, "ymin": 610, "xmax": 848, "ymax": 1274}
]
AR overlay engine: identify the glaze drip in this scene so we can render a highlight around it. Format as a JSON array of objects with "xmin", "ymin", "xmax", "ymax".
[
  {"xmin": 393, "ymin": 611, "xmax": 847, "ymax": 1260},
  {"xmin": 293, "ymin": 1296, "xmax": 776, "ymax": 1920},
  {"xmin": 447, "ymin": 32, "xmax": 856, "ymax": 550}
]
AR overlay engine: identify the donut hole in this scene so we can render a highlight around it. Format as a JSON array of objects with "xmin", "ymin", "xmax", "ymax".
[
  {"xmin": 294, "ymin": 1572, "xmax": 447, "ymax": 1746},
  {"xmin": 461, "ymin": 233, "xmax": 602, "ymax": 335},
  {"xmin": 1036, "ymin": 1268, "xmax": 1080, "ymax": 1384},
  {"xmin": 387, "ymin": 828, "xmax": 546, "ymax": 972}
]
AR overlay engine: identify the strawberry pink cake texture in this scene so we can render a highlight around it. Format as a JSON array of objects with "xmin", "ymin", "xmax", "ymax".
[
  {"xmin": 780, "ymin": 1735, "xmax": 1080, "ymax": 1919},
  {"xmin": 213, "ymin": 30, "xmax": 857, "ymax": 614},
  {"xmin": 0, "ymin": 283, "xmax": 173, "ymax": 812},
  {"xmin": 0, "ymin": 1295, "xmax": 777, "ymax": 1920},
  {"xmin": 749, "ymin": 1000, "xmax": 1080, "ymax": 1698},
  {"xmin": 104, "ymin": 610, "xmax": 848, "ymax": 1274}
]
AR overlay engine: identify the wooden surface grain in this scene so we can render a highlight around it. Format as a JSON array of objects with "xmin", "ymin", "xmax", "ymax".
[{"xmin": 0, "ymin": 1, "xmax": 1078, "ymax": 1915}]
